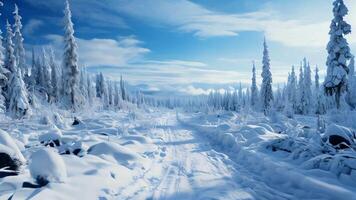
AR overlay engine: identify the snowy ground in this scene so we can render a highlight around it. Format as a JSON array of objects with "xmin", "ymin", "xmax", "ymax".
[{"xmin": 1, "ymin": 108, "xmax": 356, "ymax": 200}]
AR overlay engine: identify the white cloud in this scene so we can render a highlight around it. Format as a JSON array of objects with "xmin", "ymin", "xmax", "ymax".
[
  {"xmin": 114, "ymin": 0, "xmax": 356, "ymax": 47},
  {"xmin": 24, "ymin": 0, "xmax": 356, "ymax": 47},
  {"xmin": 45, "ymin": 34, "xmax": 150, "ymax": 67},
  {"xmin": 23, "ymin": 19, "xmax": 44, "ymax": 36},
  {"xmin": 179, "ymin": 85, "xmax": 212, "ymax": 95}
]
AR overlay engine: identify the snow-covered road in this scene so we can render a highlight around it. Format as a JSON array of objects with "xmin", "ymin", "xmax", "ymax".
[
  {"xmin": 2, "ymin": 110, "xmax": 356, "ymax": 200},
  {"xmin": 114, "ymin": 112, "xmax": 290, "ymax": 200}
]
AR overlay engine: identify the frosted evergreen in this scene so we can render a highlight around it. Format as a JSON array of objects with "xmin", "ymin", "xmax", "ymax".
[
  {"xmin": 324, "ymin": 0, "xmax": 352, "ymax": 109},
  {"xmin": 260, "ymin": 38, "xmax": 273, "ymax": 115}
]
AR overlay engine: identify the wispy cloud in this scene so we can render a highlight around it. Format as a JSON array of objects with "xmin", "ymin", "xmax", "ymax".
[
  {"xmin": 24, "ymin": 0, "xmax": 356, "ymax": 47},
  {"xmin": 23, "ymin": 19, "xmax": 44, "ymax": 36},
  {"xmin": 45, "ymin": 34, "xmax": 150, "ymax": 67}
]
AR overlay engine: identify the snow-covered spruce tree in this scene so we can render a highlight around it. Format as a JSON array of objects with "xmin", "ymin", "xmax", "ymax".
[
  {"xmin": 232, "ymin": 89, "xmax": 238, "ymax": 111},
  {"xmin": 303, "ymin": 59, "xmax": 313, "ymax": 114},
  {"xmin": 13, "ymin": 4, "xmax": 27, "ymax": 78},
  {"xmin": 289, "ymin": 66, "xmax": 297, "ymax": 111},
  {"xmin": 0, "ymin": 1, "xmax": 8, "ymax": 113},
  {"xmin": 79, "ymin": 68, "xmax": 88, "ymax": 101},
  {"xmin": 250, "ymin": 61, "xmax": 258, "ymax": 108},
  {"xmin": 297, "ymin": 65, "xmax": 306, "ymax": 114},
  {"xmin": 315, "ymin": 66, "xmax": 320, "ymax": 91},
  {"xmin": 346, "ymin": 55, "xmax": 356, "ymax": 108},
  {"xmin": 62, "ymin": 0, "xmax": 80, "ymax": 109},
  {"xmin": 49, "ymin": 48, "xmax": 60, "ymax": 102},
  {"xmin": 4, "ymin": 21, "xmax": 17, "ymax": 106},
  {"xmin": 29, "ymin": 48, "xmax": 39, "ymax": 87},
  {"xmin": 238, "ymin": 82, "xmax": 243, "ymax": 107},
  {"xmin": 108, "ymin": 81, "xmax": 113, "ymax": 106},
  {"xmin": 114, "ymin": 81, "xmax": 121, "ymax": 108},
  {"xmin": 40, "ymin": 48, "xmax": 52, "ymax": 102},
  {"xmin": 4, "ymin": 20, "xmax": 16, "ymax": 76},
  {"xmin": 86, "ymin": 74, "xmax": 95, "ymax": 105},
  {"xmin": 8, "ymin": 68, "xmax": 30, "ymax": 118},
  {"xmin": 96, "ymin": 72, "xmax": 105, "ymax": 98},
  {"xmin": 260, "ymin": 38, "xmax": 273, "ymax": 115},
  {"xmin": 120, "ymin": 75, "xmax": 127, "ymax": 101},
  {"xmin": 102, "ymin": 80, "xmax": 109, "ymax": 109},
  {"xmin": 324, "ymin": 0, "xmax": 352, "ymax": 109}
]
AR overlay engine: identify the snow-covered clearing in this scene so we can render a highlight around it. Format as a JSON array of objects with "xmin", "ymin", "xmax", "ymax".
[{"xmin": 1, "ymin": 109, "xmax": 356, "ymax": 200}]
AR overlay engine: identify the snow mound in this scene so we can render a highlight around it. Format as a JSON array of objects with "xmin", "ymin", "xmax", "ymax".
[
  {"xmin": 241, "ymin": 125, "xmax": 271, "ymax": 136},
  {"xmin": 29, "ymin": 148, "xmax": 67, "ymax": 184},
  {"xmin": 120, "ymin": 135, "xmax": 152, "ymax": 144},
  {"xmin": 0, "ymin": 129, "xmax": 25, "ymax": 163},
  {"xmin": 217, "ymin": 123, "xmax": 231, "ymax": 131},
  {"xmin": 88, "ymin": 142, "xmax": 141, "ymax": 167}
]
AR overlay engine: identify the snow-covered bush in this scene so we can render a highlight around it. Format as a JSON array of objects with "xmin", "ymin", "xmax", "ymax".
[
  {"xmin": 39, "ymin": 129, "xmax": 62, "ymax": 147},
  {"xmin": 323, "ymin": 123, "xmax": 354, "ymax": 149},
  {"xmin": 59, "ymin": 141, "xmax": 87, "ymax": 156},
  {"xmin": 29, "ymin": 148, "xmax": 67, "ymax": 185}
]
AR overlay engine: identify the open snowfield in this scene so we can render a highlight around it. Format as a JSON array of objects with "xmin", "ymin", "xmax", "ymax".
[{"xmin": 1, "ymin": 108, "xmax": 356, "ymax": 200}]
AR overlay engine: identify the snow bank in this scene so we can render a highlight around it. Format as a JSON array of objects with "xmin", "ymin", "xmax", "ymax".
[
  {"xmin": 88, "ymin": 142, "xmax": 141, "ymax": 167},
  {"xmin": 29, "ymin": 148, "xmax": 67, "ymax": 184},
  {"xmin": 120, "ymin": 135, "xmax": 152, "ymax": 144},
  {"xmin": 0, "ymin": 129, "xmax": 25, "ymax": 163}
]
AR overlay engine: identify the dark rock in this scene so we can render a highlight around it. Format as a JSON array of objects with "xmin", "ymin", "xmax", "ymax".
[
  {"xmin": 35, "ymin": 176, "xmax": 49, "ymax": 187},
  {"xmin": 72, "ymin": 117, "xmax": 82, "ymax": 126},
  {"xmin": 0, "ymin": 171, "xmax": 18, "ymax": 178},
  {"xmin": 72, "ymin": 149, "xmax": 81, "ymax": 155},
  {"xmin": 22, "ymin": 182, "xmax": 42, "ymax": 188},
  {"xmin": 329, "ymin": 135, "xmax": 351, "ymax": 149},
  {"xmin": 0, "ymin": 153, "xmax": 21, "ymax": 171},
  {"xmin": 42, "ymin": 139, "xmax": 61, "ymax": 148},
  {"xmin": 0, "ymin": 153, "xmax": 21, "ymax": 178}
]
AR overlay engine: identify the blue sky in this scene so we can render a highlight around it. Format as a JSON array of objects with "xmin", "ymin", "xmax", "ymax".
[{"xmin": 1, "ymin": 0, "xmax": 356, "ymax": 95}]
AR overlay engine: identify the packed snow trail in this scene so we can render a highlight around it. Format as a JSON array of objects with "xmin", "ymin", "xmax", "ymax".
[
  {"xmin": 2, "ymin": 110, "xmax": 355, "ymax": 200},
  {"xmin": 113, "ymin": 111, "xmax": 292, "ymax": 200}
]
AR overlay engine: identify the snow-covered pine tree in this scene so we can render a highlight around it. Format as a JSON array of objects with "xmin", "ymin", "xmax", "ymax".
[
  {"xmin": 297, "ymin": 65, "xmax": 306, "ymax": 114},
  {"xmin": 108, "ymin": 81, "xmax": 113, "ymax": 106},
  {"xmin": 120, "ymin": 75, "xmax": 127, "ymax": 101},
  {"xmin": 30, "ymin": 48, "xmax": 40, "ymax": 87},
  {"xmin": 324, "ymin": 0, "xmax": 352, "ymax": 109},
  {"xmin": 4, "ymin": 20, "xmax": 17, "ymax": 107},
  {"xmin": 303, "ymin": 59, "xmax": 312, "ymax": 114},
  {"xmin": 4, "ymin": 20, "xmax": 16, "ymax": 76},
  {"xmin": 40, "ymin": 48, "xmax": 52, "ymax": 102},
  {"xmin": 114, "ymin": 82, "xmax": 121, "ymax": 108},
  {"xmin": 8, "ymin": 68, "xmax": 30, "ymax": 118},
  {"xmin": 62, "ymin": 0, "xmax": 80, "ymax": 109},
  {"xmin": 86, "ymin": 73, "xmax": 95, "ymax": 105},
  {"xmin": 346, "ymin": 55, "xmax": 356, "ymax": 108},
  {"xmin": 49, "ymin": 48, "xmax": 60, "ymax": 102},
  {"xmin": 260, "ymin": 38, "xmax": 273, "ymax": 115},
  {"xmin": 0, "ymin": 1, "xmax": 8, "ymax": 113},
  {"xmin": 102, "ymin": 80, "xmax": 109, "ymax": 109},
  {"xmin": 13, "ymin": 4, "xmax": 27, "ymax": 78},
  {"xmin": 238, "ymin": 82, "xmax": 243, "ymax": 107},
  {"xmin": 250, "ymin": 61, "xmax": 258, "ymax": 108},
  {"xmin": 315, "ymin": 66, "xmax": 320, "ymax": 91},
  {"xmin": 79, "ymin": 68, "xmax": 88, "ymax": 101},
  {"xmin": 96, "ymin": 72, "xmax": 105, "ymax": 98}
]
